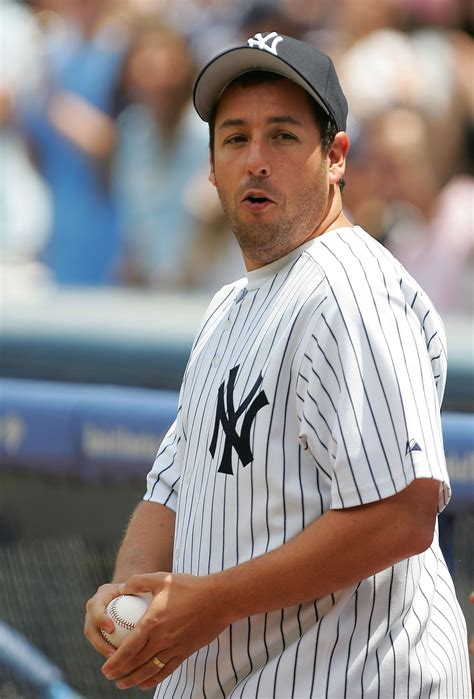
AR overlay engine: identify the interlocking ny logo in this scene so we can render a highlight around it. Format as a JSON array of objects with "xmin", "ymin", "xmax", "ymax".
[
  {"xmin": 209, "ymin": 365, "xmax": 269, "ymax": 475},
  {"xmin": 247, "ymin": 32, "xmax": 283, "ymax": 56}
]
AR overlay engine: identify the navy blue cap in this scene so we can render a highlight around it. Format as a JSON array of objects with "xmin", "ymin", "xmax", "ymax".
[{"xmin": 193, "ymin": 31, "xmax": 348, "ymax": 131}]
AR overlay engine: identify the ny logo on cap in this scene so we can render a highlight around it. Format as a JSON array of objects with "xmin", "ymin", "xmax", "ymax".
[{"xmin": 247, "ymin": 32, "xmax": 283, "ymax": 56}]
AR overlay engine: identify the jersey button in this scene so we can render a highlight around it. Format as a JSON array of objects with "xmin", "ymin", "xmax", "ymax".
[
  {"xmin": 212, "ymin": 354, "xmax": 220, "ymax": 367},
  {"xmin": 224, "ymin": 319, "xmax": 232, "ymax": 331}
]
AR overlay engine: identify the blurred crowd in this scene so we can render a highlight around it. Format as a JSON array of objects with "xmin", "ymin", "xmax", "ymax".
[{"xmin": 1, "ymin": 0, "xmax": 473, "ymax": 313}]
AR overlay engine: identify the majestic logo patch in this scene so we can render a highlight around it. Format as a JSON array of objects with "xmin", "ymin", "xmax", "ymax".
[
  {"xmin": 247, "ymin": 32, "xmax": 283, "ymax": 56},
  {"xmin": 209, "ymin": 365, "xmax": 269, "ymax": 475},
  {"xmin": 405, "ymin": 439, "xmax": 422, "ymax": 455}
]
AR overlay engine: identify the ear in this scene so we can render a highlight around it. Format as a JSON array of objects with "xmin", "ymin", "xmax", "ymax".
[
  {"xmin": 208, "ymin": 151, "xmax": 217, "ymax": 187},
  {"xmin": 327, "ymin": 131, "xmax": 350, "ymax": 186}
]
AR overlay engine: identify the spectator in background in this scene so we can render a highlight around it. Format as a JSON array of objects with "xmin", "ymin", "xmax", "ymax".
[
  {"xmin": 113, "ymin": 17, "xmax": 243, "ymax": 290},
  {"xmin": 145, "ymin": 0, "xmax": 241, "ymax": 64},
  {"xmin": 333, "ymin": 0, "xmax": 474, "ymax": 315},
  {"xmin": 236, "ymin": 1, "xmax": 302, "ymax": 42},
  {"xmin": 338, "ymin": 17, "xmax": 468, "ymax": 177},
  {"xmin": 0, "ymin": 0, "xmax": 51, "ymax": 287},
  {"xmin": 18, "ymin": 0, "xmax": 129, "ymax": 286},
  {"xmin": 369, "ymin": 107, "xmax": 473, "ymax": 315}
]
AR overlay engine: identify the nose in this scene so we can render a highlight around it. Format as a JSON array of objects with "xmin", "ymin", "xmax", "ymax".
[{"xmin": 246, "ymin": 139, "xmax": 271, "ymax": 178}]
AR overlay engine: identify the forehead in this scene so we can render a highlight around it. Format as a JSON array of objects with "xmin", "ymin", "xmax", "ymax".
[{"xmin": 215, "ymin": 76, "xmax": 317, "ymax": 125}]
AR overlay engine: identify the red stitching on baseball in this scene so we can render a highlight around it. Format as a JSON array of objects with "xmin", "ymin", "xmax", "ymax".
[
  {"xmin": 100, "ymin": 629, "xmax": 115, "ymax": 645},
  {"xmin": 108, "ymin": 597, "xmax": 136, "ymax": 631}
]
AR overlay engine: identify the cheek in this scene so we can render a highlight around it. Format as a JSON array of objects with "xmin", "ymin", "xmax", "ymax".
[{"xmin": 213, "ymin": 160, "xmax": 238, "ymax": 195}]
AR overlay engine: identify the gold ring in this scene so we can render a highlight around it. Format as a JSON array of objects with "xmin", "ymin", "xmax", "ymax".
[{"xmin": 152, "ymin": 656, "xmax": 166, "ymax": 670}]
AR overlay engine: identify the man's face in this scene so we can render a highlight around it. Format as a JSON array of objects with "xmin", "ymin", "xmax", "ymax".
[{"xmin": 209, "ymin": 77, "xmax": 332, "ymax": 270}]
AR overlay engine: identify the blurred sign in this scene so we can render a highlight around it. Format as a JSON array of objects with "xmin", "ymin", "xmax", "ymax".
[
  {"xmin": 0, "ymin": 378, "xmax": 472, "ymax": 510},
  {"xmin": 0, "ymin": 378, "xmax": 178, "ymax": 480}
]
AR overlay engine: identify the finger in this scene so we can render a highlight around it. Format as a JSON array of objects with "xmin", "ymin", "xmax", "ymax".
[
  {"xmin": 84, "ymin": 611, "xmax": 116, "ymax": 657},
  {"xmin": 85, "ymin": 591, "xmax": 117, "ymax": 635},
  {"xmin": 102, "ymin": 627, "xmax": 150, "ymax": 678},
  {"xmin": 119, "ymin": 572, "xmax": 167, "ymax": 596},
  {"xmin": 84, "ymin": 618, "xmax": 116, "ymax": 658},
  {"xmin": 114, "ymin": 653, "xmax": 174, "ymax": 690},
  {"xmin": 116, "ymin": 653, "xmax": 184, "ymax": 689},
  {"xmin": 138, "ymin": 655, "xmax": 183, "ymax": 690},
  {"xmin": 84, "ymin": 587, "xmax": 122, "ymax": 656}
]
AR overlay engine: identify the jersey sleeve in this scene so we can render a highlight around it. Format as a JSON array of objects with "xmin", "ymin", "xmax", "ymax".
[
  {"xmin": 144, "ymin": 402, "xmax": 184, "ymax": 512},
  {"xmin": 297, "ymin": 272, "xmax": 451, "ymax": 512},
  {"xmin": 144, "ymin": 281, "xmax": 244, "ymax": 511}
]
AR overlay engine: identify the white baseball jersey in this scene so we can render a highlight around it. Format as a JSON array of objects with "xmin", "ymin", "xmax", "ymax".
[{"xmin": 146, "ymin": 226, "xmax": 470, "ymax": 698}]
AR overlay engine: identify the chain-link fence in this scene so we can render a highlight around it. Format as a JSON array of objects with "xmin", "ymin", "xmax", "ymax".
[
  {"xmin": 0, "ymin": 513, "xmax": 472, "ymax": 698},
  {"xmin": 0, "ymin": 535, "xmax": 147, "ymax": 699}
]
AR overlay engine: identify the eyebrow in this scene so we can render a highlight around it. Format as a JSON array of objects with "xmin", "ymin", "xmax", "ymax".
[{"xmin": 217, "ymin": 115, "xmax": 303, "ymax": 130}]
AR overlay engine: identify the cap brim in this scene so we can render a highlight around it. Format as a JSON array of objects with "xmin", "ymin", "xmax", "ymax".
[{"xmin": 193, "ymin": 45, "xmax": 330, "ymax": 122}]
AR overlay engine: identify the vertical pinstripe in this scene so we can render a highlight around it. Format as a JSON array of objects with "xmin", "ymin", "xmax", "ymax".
[{"xmin": 145, "ymin": 226, "xmax": 470, "ymax": 698}]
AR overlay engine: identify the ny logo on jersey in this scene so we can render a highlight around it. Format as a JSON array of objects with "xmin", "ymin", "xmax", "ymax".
[
  {"xmin": 247, "ymin": 32, "xmax": 283, "ymax": 56},
  {"xmin": 209, "ymin": 365, "xmax": 269, "ymax": 475}
]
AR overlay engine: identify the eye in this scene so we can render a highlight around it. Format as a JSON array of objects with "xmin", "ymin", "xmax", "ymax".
[
  {"xmin": 224, "ymin": 134, "xmax": 247, "ymax": 145},
  {"xmin": 274, "ymin": 131, "xmax": 297, "ymax": 141}
]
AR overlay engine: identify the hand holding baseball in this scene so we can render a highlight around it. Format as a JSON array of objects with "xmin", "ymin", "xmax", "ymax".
[
  {"xmin": 84, "ymin": 582, "xmax": 124, "ymax": 658},
  {"xmin": 100, "ymin": 571, "xmax": 232, "ymax": 691},
  {"xmin": 101, "ymin": 593, "xmax": 151, "ymax": 648}
]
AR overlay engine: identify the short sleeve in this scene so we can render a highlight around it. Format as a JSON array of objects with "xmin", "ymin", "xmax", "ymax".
[
  {"xmin": 144, "ymin": 404, "xmax": 184, "ymax": 512},
  {"xmin": 297, "ymin": 272, "xmax": 450, "ymax": 512},
  {"xmin": 143, "ymin": 281, "xmax": 244, "ymax": 511}
]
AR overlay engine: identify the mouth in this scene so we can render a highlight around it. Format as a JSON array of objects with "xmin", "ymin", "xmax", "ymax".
[{"xmin": 241, "ymin": 190, "xmax": 276, "ymax": 212}]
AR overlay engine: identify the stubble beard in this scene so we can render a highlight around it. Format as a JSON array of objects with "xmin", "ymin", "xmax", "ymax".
[{"xmin": 215, "ymin": 162, "xmax": 329, "ymax": 267}]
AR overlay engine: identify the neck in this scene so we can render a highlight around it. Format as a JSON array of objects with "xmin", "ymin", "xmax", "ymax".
[
  {"xmin": 242, "ymin": 208, "xmax": 353, "ymax": 272},
  {"xmin": 299, "ymin": 189, "xmax": 353, "ymax": 247},
  {"xmin": 319, "ymin": 208, "xmax": 353, "ymax": 236}
]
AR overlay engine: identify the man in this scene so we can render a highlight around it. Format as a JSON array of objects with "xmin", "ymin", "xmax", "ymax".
[{"xmin": 85, "ymin": 32, "xmax": 470, "ymax": 697}]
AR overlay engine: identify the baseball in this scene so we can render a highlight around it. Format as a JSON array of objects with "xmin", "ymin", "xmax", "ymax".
[{"xmin": 101, "ymin": 594, "xmax": 151, "ymax": 648}]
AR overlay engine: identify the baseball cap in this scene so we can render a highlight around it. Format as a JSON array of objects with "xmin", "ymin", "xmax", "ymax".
[{"xmin": 193, "ymin": 31, "xmax": 348, "ymax": 131}]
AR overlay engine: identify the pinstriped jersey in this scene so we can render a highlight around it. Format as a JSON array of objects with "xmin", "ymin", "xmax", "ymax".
[{"xmin": 146, "ymin": 226, "xmax": 470, "ymax": 698}]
